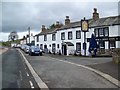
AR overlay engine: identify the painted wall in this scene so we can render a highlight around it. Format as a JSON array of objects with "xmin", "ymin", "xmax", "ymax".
[{"xmin": 34, "ymin": 24, "xmax": 119, "ymax": 56}]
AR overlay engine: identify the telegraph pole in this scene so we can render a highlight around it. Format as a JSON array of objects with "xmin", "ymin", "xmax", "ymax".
[{"xmin": 28, "ymin": 27, "xmax": 30, "ymax": 45}]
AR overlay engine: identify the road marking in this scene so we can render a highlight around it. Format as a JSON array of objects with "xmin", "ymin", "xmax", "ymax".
[
  {"xmin": 47, "ymin": 56, "xmax": 120, "ymax": 87},
  {"xmin": 19, "ymin": 71, "xmax": 22, "ymax": 81},
  {"xmin": 18, "ymin": 49, "xmax": 49, "ymax": 90},
  {"xmin": 17, "ymin": 80, "xmax": 21, "ymax": 88},
  {"xmin": 26, "ymin": 72, "xmax": 29, "ymax": 76},
  {"xmin": 25, "ymin": 68, "xmax": 26, "ymax": 70},
  {"xmin": 29, "ymin": 81, "xmax": 34, "ymax": 88}
]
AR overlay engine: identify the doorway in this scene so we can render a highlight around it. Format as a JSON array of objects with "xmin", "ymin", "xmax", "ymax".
[{"xmin": 62, "ymin": 45, "xmax": 67, "ymax": 55}]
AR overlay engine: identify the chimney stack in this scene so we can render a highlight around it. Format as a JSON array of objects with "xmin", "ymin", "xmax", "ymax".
[
  {"xmin": 65, "ymin": 16, "xmax": 70, "ymax": 25},
  {"xmin": 93, "ymin": 8, "xmax": 99, "ymax": 21},
  {"xmin": 41, "ymin": 25, "xmax": 46, "ymax": 32},
  {"xmin": 55, "ymin": 21, "xmax": 60, "ymax": 28}
]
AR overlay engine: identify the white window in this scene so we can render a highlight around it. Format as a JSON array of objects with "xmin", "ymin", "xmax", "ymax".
[
  {"xmin": 68, "ymin": 32, "xmax": 72, "ymax": 40},
  {"xmin": 61, "ymin": 32, "xmax": 65, "ymax": 40},
  {"xmin": 44, "ymin": 35, "xmax": 47, "ymax": 41},
  {"xmin": 76, "ymin": 31, "xmax": 81, "ymax": 39},
  {"xmin": 52, "ymin": 34, "xmax": 56, "ymax": 41}
]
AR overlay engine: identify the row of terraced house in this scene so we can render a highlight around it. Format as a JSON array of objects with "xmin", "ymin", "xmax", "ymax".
[{"xmin": 20, "ymin": 8, "xmax": 120, "ymax": 56}]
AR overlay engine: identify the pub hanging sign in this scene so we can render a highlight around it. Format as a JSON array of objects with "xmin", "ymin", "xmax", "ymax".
[{"xmin": 81, "ymin": 17, "xmax": 89, "ymax": 32}]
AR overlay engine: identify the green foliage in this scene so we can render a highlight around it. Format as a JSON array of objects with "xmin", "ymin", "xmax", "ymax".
[
  {"xmin": 49, "ymin": 24, "xmax": 56, "ymax": 29},
  {"xmin": 2, "ymin": 39, "xmax": 21, "ymax": 47}
]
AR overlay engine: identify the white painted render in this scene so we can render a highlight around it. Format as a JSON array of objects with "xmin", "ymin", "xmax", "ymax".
[
  {"xmin": 34, "ymin": 24, "xmax": 119, "ymax": 56},
  {"xmin": 109, "ymin": 25, "xmax": 119, "ymax": 36},
  {"xmin": 26, "ymin": 36, "xmax": 35, "ymax": 44}
]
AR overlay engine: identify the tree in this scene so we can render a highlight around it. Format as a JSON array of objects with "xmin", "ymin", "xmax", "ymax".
[{"xmin": 49, "ymin": 24, "xmax": 56, "ymax": 29}]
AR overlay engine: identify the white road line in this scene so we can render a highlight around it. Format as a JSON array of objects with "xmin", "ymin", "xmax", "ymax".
[
  {"xmin": 47, "ymin": 56, "xmax": 120, "ymax": 87},
  {"xmin": 18, "ymin": 49, "xmax": 49, "ymax": 90},
  {"xmin": 19, "ymin": 71, "xmax": 22, "ymax": 81},
  {"xmin": 26, "ymin": 72, "xmax": 29, "ymax": 76},
  {"xmin": 17, "ymin": 80, "xmax": 21, "ymax": 88},
  {"xmin": 29, "ymin": 81, "xmax": 34, "ymax": 89}
]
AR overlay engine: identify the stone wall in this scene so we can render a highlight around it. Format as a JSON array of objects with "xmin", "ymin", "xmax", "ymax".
[{"xmin": 112, "ymin": 48, "xmax": 120, "ymax": 64}]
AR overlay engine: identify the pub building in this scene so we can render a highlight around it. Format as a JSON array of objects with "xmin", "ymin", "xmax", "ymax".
[{"xmin": 34, "ymin": 8, "xmax": 120, "ymax": 56}]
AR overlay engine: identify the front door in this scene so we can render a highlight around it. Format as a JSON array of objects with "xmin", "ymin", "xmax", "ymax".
[
  {"xmin": 52, "ymin": 44, "xmax": 56, "ymax": 53},
  {"xmin": 62, "ymin": 45, "xmax": 67, "ymax": 55},
  {"xmin": 44, "ymin": 45, "xmax": 48, "ymax": 53}
]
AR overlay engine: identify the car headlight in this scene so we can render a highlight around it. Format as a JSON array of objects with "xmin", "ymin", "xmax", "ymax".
[{"xmin": 31, "ymin": 49, "xmax": 34, "ymax": 52}]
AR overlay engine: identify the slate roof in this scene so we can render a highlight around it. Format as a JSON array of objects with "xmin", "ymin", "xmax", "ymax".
[
  {"xmin": 35, "ymin": 28, "xmax": 57, "ymax": 36},
  {"xmin": 57, "ymin": 15, "xmax": 120, "ymax": 30},
  {"xmin": 35, "ymin": 15, "xmax": 120, "ymax": 36}
]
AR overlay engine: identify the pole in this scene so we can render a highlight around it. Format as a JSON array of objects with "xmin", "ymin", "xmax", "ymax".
[
  {"xmin": 84, "ymin": 32, "xmax": 86, "ymax": 56},
  {"xmin": 28, "ymin": 27, "xmax": 30, "ymax": 44}
]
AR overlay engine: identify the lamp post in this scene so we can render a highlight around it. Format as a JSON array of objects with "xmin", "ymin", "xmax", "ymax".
[{"xmin": 81, "ymin": 17, "xmax": 89, "ymax": 56}]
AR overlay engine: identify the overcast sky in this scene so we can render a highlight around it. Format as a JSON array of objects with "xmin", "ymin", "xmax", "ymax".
[{"xmin": 0, "ymin": 0, "xmax": 119, "ymax": 41}]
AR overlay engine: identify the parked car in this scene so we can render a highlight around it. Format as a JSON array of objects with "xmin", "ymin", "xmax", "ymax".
[
  {"xmin": 20, "ymin": 45, "xmax": 27, "ymax": 50},
  {"xmin": 24, "ymin": 45, "xmax": 30, "ymax": 53},
  {"xmin": 29, "ymin": 46, "xmax": 42, "ymax": 56}
]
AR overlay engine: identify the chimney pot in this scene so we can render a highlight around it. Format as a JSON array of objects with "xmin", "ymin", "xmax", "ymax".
[
  {"xmin": 56, "ymin": 21, "xmax": 61, "ymax": 28},
  {"xmin": 41, "ymin": 25, "xmax": 46, "ymax": 32},
  {"xmin": 65, "ymin": 16, "xmax": 70, "ymax": 25},
  {"xmin": 93, "ymin": 8, "xmax": 99, "ymax": 21}
]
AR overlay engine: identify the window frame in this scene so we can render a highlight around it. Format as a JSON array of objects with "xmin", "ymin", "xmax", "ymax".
[
  {"xmin": 36, "ymin": 36, "xmax": 39, "ymax": 42},
  {"xmin": 61, "ymin": 32, "xmax": 65, "ymax": 40},
  {"xmin": 44, "ymin": 35, "xmax": 47, "ymax": 41},
  {"xmin": 76, "ymin": 43, "xmax": 81, "ymax": 53},
  {"xmin": 109, "ymin": 41, "xmax": 116, "ymax": 49},
  {"xmin": 76, "ymin": 31, "xmax": 81, "ymax": 39},
  {"xmin": 52, "ymin": 33, "xmax": 56, "ymax": 41},
  {"xmin": 68, "ymin": 31, "xmax": 72, "ymax": 40},
  {"xmin": 94, "ymin": 27, "xmax": 109, "ymax": 37}
]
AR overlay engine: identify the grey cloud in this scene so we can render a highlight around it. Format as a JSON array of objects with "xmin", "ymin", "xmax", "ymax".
[{"xmin": 2, "ymin": 2, "xmax": 118, "ymax": 33}]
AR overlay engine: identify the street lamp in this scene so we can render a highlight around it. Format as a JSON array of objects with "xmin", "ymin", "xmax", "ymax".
[{"xmin": 81, "ymin": 17, "xmax": 89, "ymax": 56}]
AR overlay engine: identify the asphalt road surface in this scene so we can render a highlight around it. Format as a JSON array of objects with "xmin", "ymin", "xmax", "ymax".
[
  {"xmin": 23, "ymin": 51, "xmax": 118, "ymax": 88},
  {"xmin": 2, "ymin": 48, "xmax": 39, "ymax": 89},
  {"xmin": 1, "ymin": 48, "xmax": 118, "ymax": 89}
]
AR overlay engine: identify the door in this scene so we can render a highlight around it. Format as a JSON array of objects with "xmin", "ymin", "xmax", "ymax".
[
  {"xmin": 62, "ymin": 45, "xmax": 67, "ymax": 55},
  {"xmin": 52, "ymin": 44, "xmax": 56, "ymax": 53},
  {"xmin": 44, "ymin": 45, "xmax": 48, "ymax": 53}
]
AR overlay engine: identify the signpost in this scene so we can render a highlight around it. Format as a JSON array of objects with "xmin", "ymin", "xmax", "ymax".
[{"xmin": 81, "ymin": 17, "xmax": 89, "ymax": 56}]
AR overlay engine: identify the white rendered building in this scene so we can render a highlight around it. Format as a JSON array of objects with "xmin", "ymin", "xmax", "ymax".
[{"xmin": 35, "ymin": 8, "xmax": 120, "ymax": 56}]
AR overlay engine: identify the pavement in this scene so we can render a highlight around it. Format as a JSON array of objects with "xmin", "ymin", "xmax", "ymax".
[
  {"xmin": 44, "ymin": 54, "xmax": 119, "ymax": 82},
  {"xmin": 0, "ymin": 47, "xmax": 8, "ymax": 55},
  {"xmin": 0, "ymin": 47, "xmax": 8, "ymax": 89}
]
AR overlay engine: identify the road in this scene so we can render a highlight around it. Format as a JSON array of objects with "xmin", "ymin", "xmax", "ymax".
[
  {"xmin": 23, "ymin": 51, "xmax": 117, "ymax": 88},
  {"xmin": 2, "ymin": 48, "xmax": 39, "ymax": 89},
  {"xmin": 1, "ymin": 48, "xmax": 118, "ymax": 89}
]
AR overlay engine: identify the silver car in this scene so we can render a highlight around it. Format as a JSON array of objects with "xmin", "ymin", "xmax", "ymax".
[{"xmin": 24, "ymin": 45, "xmax": 30, "ymax": 53}]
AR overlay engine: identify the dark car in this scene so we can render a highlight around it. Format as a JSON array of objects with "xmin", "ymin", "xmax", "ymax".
[{"xmin": 29, "ymin": 46, "xmax": 42, "ymax": 56}]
